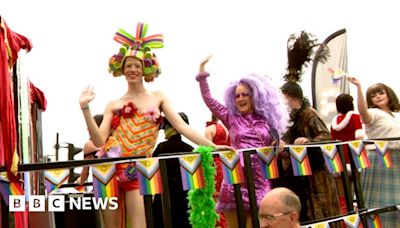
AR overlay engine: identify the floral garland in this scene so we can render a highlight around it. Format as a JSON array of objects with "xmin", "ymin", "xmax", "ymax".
[{"xmin": 188, "ymin": 146, "xmax": 218, "ymax": 228}]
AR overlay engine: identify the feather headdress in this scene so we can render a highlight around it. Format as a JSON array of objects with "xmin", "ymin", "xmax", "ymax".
[
  {"xmin": 281, "ymin": 31, "xmax": 329, "ymax": 99},
  {"xmin": 283, "ymin": 31, "xmax": 329, "ymax": 83}
]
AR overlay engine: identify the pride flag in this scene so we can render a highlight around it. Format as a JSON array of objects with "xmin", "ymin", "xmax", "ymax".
[
  {"xmin": 0, "ymin": 180, "xmax": 27, "ymax": 228},
  {"xmin": 374, "ymin": 141, "xmax": 393, "ymax": 168},
  {"xmin": 367, "ymin": 215, "xmax": 382, "ymax": 228},
  {"xmin": 343, "ymin": 214, "xmax": 363, "ymax": 228},
  {"xmin": 0, "ymin": 181, "xmax": 24, "ymax": 205},
  {"xmin": 44, "ymin": 169, "xmax": 70, "ymax": 194},
  {"xmin": 219, "ymin": 151, "xmax": 244, "ymax": 184},
  {"xmin": 310, "ymin": 221, "xmax": 330, "ymax": 228},
  {"xmin": 327, "ymin": 67, "xmax": 347, "ymax": 84},
  {"xmin": 256, "ymin": 147, "xmax": 279, "ymax": 179},
  {"xmin": 320, "ymin": 144, "xmax": 344, "ymax": 173},
  {"xmin": 348, "ymin": 141, "xmax": 371, "ymax": 169},
  {"xmin": 179, "ymin": 154, "xmax": 205, "ymax": 190},
  {"xmin": 289, "ymin": 146, "xmax": 312, "ymax": 176},
  {"xmin": 92, "ymin": 164, "xmax": 119, "ymax": 199},
  {"xmin": 136, "ymin": 158, "xmax": 163, "ymax": 195}
]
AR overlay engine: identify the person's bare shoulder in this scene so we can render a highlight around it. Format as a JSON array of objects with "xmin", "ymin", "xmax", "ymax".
[
  {"xmin": 104, "ymin": 99, "xmax": 123, "ymax": 113},
  {"xmin": 153, "ymin": 90, "xmax": 168, "ymax": 109},
  {"xmin": 153, "ymin": 90, "xmax": 167, "ymax": 99}
]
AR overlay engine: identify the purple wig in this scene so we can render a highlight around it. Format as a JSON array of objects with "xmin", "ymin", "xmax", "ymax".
[{"xmin": 224, "ymin": 74, "xmax": 289, "ymax": 135}]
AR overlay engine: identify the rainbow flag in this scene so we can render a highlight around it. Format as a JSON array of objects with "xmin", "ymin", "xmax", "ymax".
[
  {"xmin": 343, "ymin": 214, "xmax": 363, "ymax": 228},
  {"xmin": 289, "ymin": 146, "xmax": 312, "ymax": 176},
  {"xmin": 328, "ymin": 67, "xmax": 347, "ymax": 84},
  {"xmin": 310, "ymin": 221, "xmax": 330, "ymax": 228},
  {"xmin": 0, "ymin": 180, "xmax": 27, "ymax": 227},
  {"xmin": 92, "ymin": 164, "xmax": 119, "ymax": 199},
  {"xmin": 219, "ymin": 151, "xmax": 244, "ymax": 184},
  {"xmin": 374, "ymin": 141, "xmax": 393, "ymax": 168},
  {"xmin": 136, "ymin": 158, "xmax": 163, "ymax": 195},
  {"xmin": 320, "ymin": 144, "xmax": 344, "ymax": 173},
  {"xmin": 0, "ymin": 181, "xmax": 24, "ymax": 205},
  {"xmin": 179, "ymin": 154, "xmax": 205, "ymax": 191},
  {"xmin": 367, "ymin": 215, "xmax": 382, "ymax": 228},
  {"xmin": 256, "ymin": 147, "xmax": 279, "ymax": 179},
  {"xmin": 348, "ymin": 141, "xmax": 371, "ymax": 169},
  {"xmin": 44, "ymin": 169, "xmax": 70, "ymax": 194}
]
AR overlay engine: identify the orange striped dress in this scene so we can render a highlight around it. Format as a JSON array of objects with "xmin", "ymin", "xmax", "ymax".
[{"xmin": 107, "ymin": 102, "xmax": 162, "ymax": 188}]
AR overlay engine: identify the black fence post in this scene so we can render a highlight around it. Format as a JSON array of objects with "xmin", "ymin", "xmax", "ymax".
[
  {"xmin": 337, "ymin": 143, "xmax": 354, "ymax": 211},
  {"xmin": 144, "ymin": 195, "xmax": 154, "ymax": 228},
  {"xmin": 233, "ymin": 183, "xmax": 246, "ymax": 228},
  {"xmin": 159, "ymin": 159, "xmax": 172, "ymax": 228},
  {"xmin": 243, "ymin": 150, "xmax": 259, "ymax": 228}
]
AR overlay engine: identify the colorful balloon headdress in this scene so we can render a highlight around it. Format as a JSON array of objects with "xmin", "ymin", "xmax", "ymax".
[{"xmin": 108, "ymin": 23, "xmax": 164, "ymax": 82}]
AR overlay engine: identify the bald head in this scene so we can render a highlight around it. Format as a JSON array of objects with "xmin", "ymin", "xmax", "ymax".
[
  {"xmin": 262, "ymin": 187, "xmax": 301, "ymax": 214},
  {"xmin": 259, "ymin": 187, "xmax": 301, "ymax": 228}
]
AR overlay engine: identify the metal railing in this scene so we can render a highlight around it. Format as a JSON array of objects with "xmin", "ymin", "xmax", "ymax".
[{"xmin": 1, "ymin": 137, "xmax": 400, "ymax": 228}]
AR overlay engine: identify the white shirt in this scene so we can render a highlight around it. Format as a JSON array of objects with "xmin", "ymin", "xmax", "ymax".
[{"xmin": 366, "ymin": 108, "xmax": 400, "ymax": 139}]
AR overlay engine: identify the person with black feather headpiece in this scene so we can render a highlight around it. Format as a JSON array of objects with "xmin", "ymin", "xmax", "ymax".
[{"xmin": 271, "ymin": 31, "xmax": 341, "ymax": 224}]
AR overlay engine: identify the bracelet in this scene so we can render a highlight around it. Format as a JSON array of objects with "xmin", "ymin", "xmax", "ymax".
[
  {"xmin": 195, "ymin": 71, "xmax": 210, "ymax": 81},
  {"xmin": 81, "ymin": 105, "xmax": 89, "ymax": 111}
]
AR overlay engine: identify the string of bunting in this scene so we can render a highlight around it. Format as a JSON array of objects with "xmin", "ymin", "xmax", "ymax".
[
  {"xmin": 299, "ymin": 205, "xmax": 400, "ymax": 228},
  {"xmin": 2, "ymin": 139, "xmax": 397, "ymax": 200},
  {"xmin": 84, "ymin": 140, "xmax": 395, "ymax": 198},
  {"xmin": 1, "ymin": 139, "xmax": 397, "ymax": 174}
]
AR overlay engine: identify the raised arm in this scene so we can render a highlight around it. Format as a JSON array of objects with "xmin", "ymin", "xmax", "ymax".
[
  {"xmin": 159, "ymin": 91, "xmax": 215, "ymax": 147},
  {"xmin": 79, "ymin": 86, "xmax": 112, "ymax": 147},
  {"xmin": 347, "ymin": 76, "xmax": 372, "ymax": 124},
  {"xmin": 196, "ymin": 55, "xmax": 229, "ymax": 122}
]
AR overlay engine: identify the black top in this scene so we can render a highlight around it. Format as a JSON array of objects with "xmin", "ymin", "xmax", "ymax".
[{"xmin": 152, "ymin": 134, "xmax": 194, "ymax": 228}]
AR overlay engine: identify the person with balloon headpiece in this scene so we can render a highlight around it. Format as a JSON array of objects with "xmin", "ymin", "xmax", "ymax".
[{"xmin": 79, "ymin": 22, "xmax": 230, "ymax": 228}]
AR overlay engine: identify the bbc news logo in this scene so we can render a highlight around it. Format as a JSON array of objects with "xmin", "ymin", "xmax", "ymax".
[{"xmin": 9, "ymin": 195, "xmax": 118, "ymax": 212}]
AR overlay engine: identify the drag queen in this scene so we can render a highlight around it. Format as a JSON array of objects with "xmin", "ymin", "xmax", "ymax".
[{"xmin": 196, "ymin": 55, "xmax": 288, "ymax": 228}]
